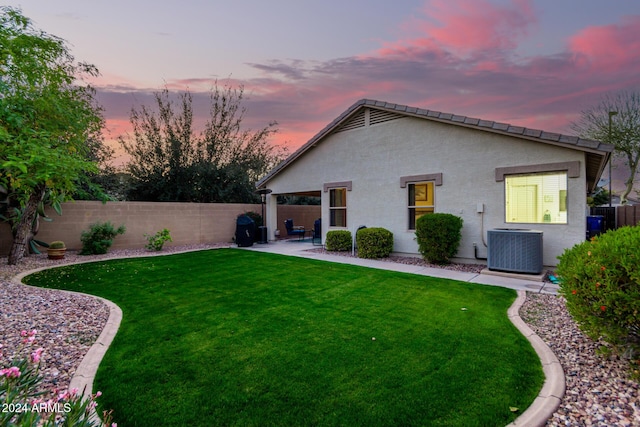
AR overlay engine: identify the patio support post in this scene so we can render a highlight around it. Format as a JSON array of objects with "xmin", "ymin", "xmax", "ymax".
[{"xmin": 266, "ymin": 193, "xmax": 278, "ymax": 241}]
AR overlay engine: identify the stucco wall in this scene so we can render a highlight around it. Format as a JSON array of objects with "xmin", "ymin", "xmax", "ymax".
[
  {"xmin": 0, "ymin": 202, "xmax": 318, "ymax": 255},
  {"xmin": 264, "ymin": 116, "xmax": 589, "ymax": 266}
]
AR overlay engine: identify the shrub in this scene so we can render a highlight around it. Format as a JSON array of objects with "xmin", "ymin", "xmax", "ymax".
[
  {"xmin": 356, "ymin": 227, "xmax": 393, "ymax": 259},
  {"xmin": 80, "ymin": 221, "xmax": 126, "ymax": 255},
  {"xmin": 144, "ymin": 228, "xmax": 172, "ymax": 251},
  {"xmin": 242, "ymin": 211, "xmax": 263, "ymax": 228},
  {"xmin": 415, "ymin": 213, "xmax": 463, "ymax": 264},
  {"xmin": 556, "ymin": 225, "xmax": 640, "ymax": 361},
  {"xmin": 325, "ymin": 230, "xmax": 352, "ymax": 251}
]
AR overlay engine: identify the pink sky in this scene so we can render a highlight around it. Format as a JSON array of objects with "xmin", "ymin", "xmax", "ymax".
[{"xmin": 17, "ymin": 0, "xmax": 640, "ymax": 163}]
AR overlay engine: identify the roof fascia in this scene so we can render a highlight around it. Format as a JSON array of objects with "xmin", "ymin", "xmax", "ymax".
[{"xmin": 257, "ymin": 99, "xmax": 614, "ymax": 189}]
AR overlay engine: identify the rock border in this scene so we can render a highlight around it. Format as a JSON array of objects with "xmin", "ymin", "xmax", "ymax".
[
  {"xmin": 508, "ymin": 290, "xmax": 565, "ymax": 426},
  {"xmin": 12, "ymin": 250, "xmax": 565, "ymax": 426}
]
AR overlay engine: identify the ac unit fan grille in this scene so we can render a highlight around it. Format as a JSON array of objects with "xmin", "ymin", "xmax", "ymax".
[{"xmin": 487, "ymin": 229, "xmax": 543, "ymax": 274}]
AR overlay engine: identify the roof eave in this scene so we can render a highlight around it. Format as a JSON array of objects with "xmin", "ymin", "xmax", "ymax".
[
  {"xmin": 257, "ymin": 99, "xmax": 369, "ymax": 188},
  {"xmin": 257, "ymin": 99, "xmax": 615, "ymax": 190}
]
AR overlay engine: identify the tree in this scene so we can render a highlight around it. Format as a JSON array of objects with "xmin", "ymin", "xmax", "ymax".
[
  {"xmin": 120, "ymin": 84, "xmax": 286, "ymax": 203},
  {"xmin": 0, "ymin": 7, "xmax": 104, "ymax": 264},
  {"xmin": 71, "ymin": 136, "xmax": 123, "ymax": 201},
  {"xmin": 572, "ymin": 91, "xmax": 640, "ymax": 205},
  {"xmin": 587, "ymin": 187, "xmax": 611, "ymax": 207}
]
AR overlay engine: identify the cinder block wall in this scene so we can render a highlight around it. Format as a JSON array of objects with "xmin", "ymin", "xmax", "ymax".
[{"xmin": 0, "ymin": 202, "xmax": 319, "ymax": 255}]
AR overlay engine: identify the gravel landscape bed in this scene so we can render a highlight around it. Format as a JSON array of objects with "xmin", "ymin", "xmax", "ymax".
[{"xmin": 1, "ymin": 244, "xmax": 638, "ymax": 426}]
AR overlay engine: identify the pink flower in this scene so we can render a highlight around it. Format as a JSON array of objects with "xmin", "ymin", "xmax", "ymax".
[
  {"xmin": 21, "ymin": 330, "xmax": 37, "ymax": 344},
  {"xmin": 31, "ymin": 347, "xmax": 44, "ymax": 363},
  {"xmin": 1, "ymin": 366, "xmax": 21, "ymax": 378}
]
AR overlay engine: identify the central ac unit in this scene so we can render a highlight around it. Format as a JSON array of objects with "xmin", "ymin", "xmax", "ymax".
[{"xmin": 487, "ymin": 229, "xmax": 543, "ymax": 274}]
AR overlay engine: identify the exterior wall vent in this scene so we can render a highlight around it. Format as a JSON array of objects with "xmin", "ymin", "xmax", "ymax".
[
  {"xmin": 369, "ymin": 109, "xmax": 403, "ymax": 126},
  {"xmin": 335, "ymin": 109, "xmax": 366, "ymax": 132},
  {"xmin": 487, "ymin": 229, "xmax": 543, "ymax": 274}
]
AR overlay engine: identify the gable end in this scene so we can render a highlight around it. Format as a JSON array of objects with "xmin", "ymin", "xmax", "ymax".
[
  {"xmin": 369, "ymin": 109, "xmax": 404, "ymax": 126},
  {"xmin": 335, "ymin": 108, "xmax": 404, "ymax": 133},
  {"xmin": 335, "ymin": 109, "xmax": 366, "ymax": 132}
]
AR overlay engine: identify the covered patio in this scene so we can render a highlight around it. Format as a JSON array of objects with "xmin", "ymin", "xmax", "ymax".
[{"xmin": 264, "ymin": 190, "xmax": 321, "ymax": 242}]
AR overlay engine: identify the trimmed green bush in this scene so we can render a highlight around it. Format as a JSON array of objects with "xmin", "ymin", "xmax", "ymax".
[
  {"xmin": 325, "ymin": 230, "xmax": 352, "ymax": 251},
  {"xmin": 557, "ymin": 225, "xmax": 640, "ymax": 361},
  {"xmin": 415, "ymin": 213, "xmax": 463, "ymax": 264},
  {"xmin": 357, "ymin": 227, "xmax": 393, "ymax": 259},
  {"xmin": 80, "ymin": 221, "xmax": 126, "ymax": 255}
]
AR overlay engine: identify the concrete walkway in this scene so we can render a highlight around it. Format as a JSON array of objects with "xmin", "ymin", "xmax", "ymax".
[{"xmin": 241, "ymin": 239, "xmax": 560, "ymax": 295}]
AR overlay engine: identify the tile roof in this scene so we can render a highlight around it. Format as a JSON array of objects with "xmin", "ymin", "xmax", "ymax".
[{"xmin": 258, "ymin": 99, "xmax": 613, "ymax": 192}]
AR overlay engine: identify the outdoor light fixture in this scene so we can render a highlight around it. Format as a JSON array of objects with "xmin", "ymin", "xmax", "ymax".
[
  {"xmin": 257, "ymin": 188, "xmax": 272, "ymax": 203},
  {"xmin": 608, "ymin": 111, "xmax": 618, "ymax": 207}
]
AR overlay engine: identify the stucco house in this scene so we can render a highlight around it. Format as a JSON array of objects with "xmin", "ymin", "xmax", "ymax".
[{"xmin": 257, "ymin": 99, "xmax": 613, "ymax": 267}]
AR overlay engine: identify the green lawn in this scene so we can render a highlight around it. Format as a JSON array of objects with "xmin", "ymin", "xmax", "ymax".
[{"xmin": 24, "ymin": 249, "xmax": 543, "ymax": 427}]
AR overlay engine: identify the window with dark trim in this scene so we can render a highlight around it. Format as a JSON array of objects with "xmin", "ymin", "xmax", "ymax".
[
  {"xmin": 329, "ymin": 188, "xmax": 347, "ymax": 227},
  {"xmin": 408, "ymin": 182, "xmax": 434, "ymax": 230}
]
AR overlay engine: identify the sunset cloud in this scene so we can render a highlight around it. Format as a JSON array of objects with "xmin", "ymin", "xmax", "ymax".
[
  {"xmin": 568, "ymin": 16, "xmax": 640, "ymax": 73},
  {"xmin": 95, "ymin": 0, "xmax": 640, "ymax": 156},
  {"xmin": 393, "ymin": 0, "xmax": 537, "ymax": 56}
]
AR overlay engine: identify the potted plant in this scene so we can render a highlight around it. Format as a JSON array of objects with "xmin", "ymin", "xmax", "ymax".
[{"xmin": 47, "ymin": 241, "xmax": 66, "ymax": 260}]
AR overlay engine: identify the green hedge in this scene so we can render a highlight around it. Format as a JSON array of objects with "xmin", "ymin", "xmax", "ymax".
[
  {"xmin": 325, "ymin": 230, "xmax": 352, "ymax": 251},
  {"xmin": 356, "ymin": 227, "xmax": 393, "ymax": 259},
  {"xmin": 557, "ymin": 225, "xmax": 640, "ymax": 361},
  {"xmin": 80, "ymin": 221, "xmax": 126, "ymax": 255},
  {"xmin": 415, "ymin": 213, "xmax": 463, "ymax": 264}
]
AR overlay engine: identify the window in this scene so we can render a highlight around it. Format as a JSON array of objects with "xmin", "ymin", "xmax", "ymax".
[
  {"xmin": 329, "ymin": 188, "xmax": 347, "ymax": 227},
  {"xmin": 505, "ymin": 172, "xmax": 567, "ymax": 224},
  {"xmin": 408, "ymin": 182, "xmax": 434, "ymax": 229}
]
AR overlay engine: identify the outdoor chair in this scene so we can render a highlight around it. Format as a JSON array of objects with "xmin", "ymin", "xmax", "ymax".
[{"xmin": 284, "ymin": 219, "xmax": 307, "ymax": 240}]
